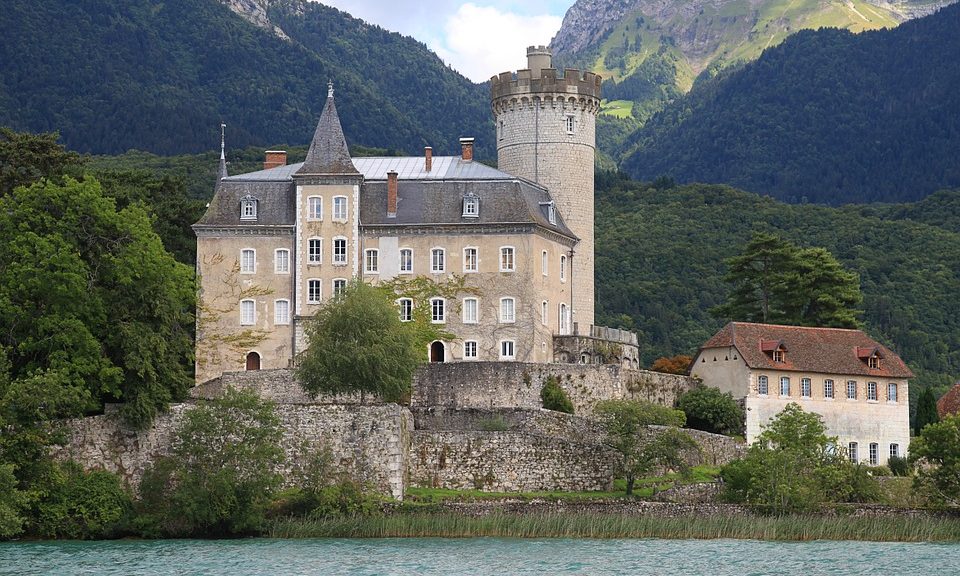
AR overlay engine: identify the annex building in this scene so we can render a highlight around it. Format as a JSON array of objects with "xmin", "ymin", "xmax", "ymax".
[
  {"xmin": 193, "ymin": 48, "xmax": 638, "ymax": 383},
  {"xmin": 691, "ymin": 322, "xmax": 912, "ymax": 465}
]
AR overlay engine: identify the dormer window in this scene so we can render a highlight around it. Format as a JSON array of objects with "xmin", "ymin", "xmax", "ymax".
[
  {"xmin": 773, "ymin": 349, "xmax": 785, "ymax": 363},
  {"xmin": 540, "ymin": 201, "xmax": 557, "ymax": 225},
  {"xmin": 761, "ymin": 339, "xmax": 787, "ymax": 363},
  {"xmin": 857, "ymin": 347, "xmax": 883, "ymax": 369},
  {"xmin": 240, "ymin": 195, "xmax": 258, "ymax": 220},
  {"xmin": 462, "ymin": 192, "xmax": 479, "ymax": 218},
  {"xmin": 868, "ymin": 356, "xmax": 880, "ymax": 369}
]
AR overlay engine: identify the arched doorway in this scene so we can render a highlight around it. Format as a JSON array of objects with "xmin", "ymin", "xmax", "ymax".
[
  {"xmin": 430, "ymin": 341, "xmax": 445, "ymax": 363},
  {"xmin": 245, "ymin": 351, "xmax": 261, "ymax": 371}
]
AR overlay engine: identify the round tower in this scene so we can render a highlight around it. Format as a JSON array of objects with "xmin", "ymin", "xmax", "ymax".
[{"xmin": 491, "ymin": 46, "xmax": 601, "ymax": 329}]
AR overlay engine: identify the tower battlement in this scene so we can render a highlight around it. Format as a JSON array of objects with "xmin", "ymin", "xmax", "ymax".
[{"xmin": 490, "ymin": 46, "xmax": 601, "ymax": 104}]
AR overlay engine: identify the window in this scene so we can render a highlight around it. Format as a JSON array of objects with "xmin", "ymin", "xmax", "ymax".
[
  {"xmin": 462, "ymin": 298, "xmax": 478, "ymax": 324},
  {"xmin": 333, "ymin": 196, "xmax": 347, "ymax": 221},
  {"xmin": 847, "ymin": 380, "xmax": 858, "ymax": 400},
  {"xmin": 887, "ymin": 383, "xmax": 898, "ymax": 402},
  {"xmin": 463, "ymin": 247, "xmax": 478, "ymax": 273},
  {"xmin": 462, "ymin": 193, "xmax": 479, "ymax": 217},
  {"xmin": 560, "ymin": 255, "xmax": 567, "ymax": 282},
  {"xmin": 867, "ymin": 381, "xmax": 878, "ymax": 401},
  {"xmin": 824, "ymin": 379, "xmax": 834, "ymax": 399},
  {"xmin": 275, "ymin": 249, "xmax": 290, "ymax": 274},
  {"xmin": 547, "ymin": 202, "xmax": 556, "ymax": 225},
  {"xmin": 772, "ymin": 349, "xmax": 785, "ymax": 363},
  {"xmin": 240, "ymin": 249, "xmax": 255, "ymax": 273},
  {"xmin": 240, "ymin": 299, "xmax": 255, "ymax": 325},
  {"xmin": 869, "ymin": 443, "xmax": 879, "ymax": 466},
  {"xmin": 758, "ymin": 375, "xmax": 769, "ymax": 396},
  {"xmin": 848, "ymin": 442, "xmax": 859, "ymax": 463},
  {"xmin": 307, "ymin": 279, "xmax": 322, "ymax": 304},
  {"xmin": 780, "ymin": 376, "xmax": 790, "ymax": 397},
  {"xmin": 564, "ymin": 114, "xmax": 575, "ymax": 134},
  {"xmin": 464, "ymin": 340, "xmax": 478, "ymax": 360},
  {"xmin": 308, "ymin": 238, "xmax": 322, "ymax": 265},
  {"xmin": 333, "ymin": 278, "xmax": 347, "ymax": 296},
  {"xmin": 274, "ymin": 299, "xmax": 290, "ymax": 325},
  {"xmin": 333, "ymin": 237, "xmax": 347, "ymax": 265},
  {"xmin": 559, "ymin": 303, "xmax": 569, "ymax": 334},
  {"xmin": 240, "ymin": 196, "xmax": 257, "ymax": 220},
  {"xmin": 541, "ymin": 250, "xmax": 548, "ymax": 276},
  {"xmin": 541, "ymin": 301, "xmax": 548, "ymax": 325},
  {"xmin": 890, "ymin": 443, "xmax": 899, "ymax": 459},
  {"xmin": 400, "ymin": 248, "xmax": 413, "ymax": 273},
  {"xmin": 500, "ymin": 297, "xmax": 515, "ymax": 323},
  {"xmin": 500, "ymin": 247, "xmax": 515, "ymax": 272},
  {"xmin": 500, "ymin": 340, "xmax": 515, "ymax": 360},
  {"xmin": 364, "ymin": 249, "xmax": 379, "ymax": 274},
  {"xmin": 307, "ymin": 196, "xmax": 322, "ymax": 220},
  {"xmin": 801, "ymin": 378, "xmax": 811, "ymax": 398},
  {"xmin": 430, "ymin": 298, "xmax": 445, "ymax": 323},
  {"xmin": 868, "ymin": 356, "xmax": 880, "ymax": 369},
  {"xmin": 398, "ymin": 298, "xmax": 413, "ymax": 322},
  {"xmin": 431, "ymin": 248, "xmax": 445, "ymax": 273}
]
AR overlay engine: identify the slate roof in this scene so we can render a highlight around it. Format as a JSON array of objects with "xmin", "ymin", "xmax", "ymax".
[
  {"xmin": 700, "ymin": 322, "xmax": 914, "ymax": 379},
  {"xmin": 295, "ymin": 91, "xmax": 359, "ymax": 176},
  {"xmin": 194, "ymin": 180, "xmax": 295, "ymax": 228},
  {"xmin": 937, "ymin": 383, "xmax": 960, "ymax": 418}
]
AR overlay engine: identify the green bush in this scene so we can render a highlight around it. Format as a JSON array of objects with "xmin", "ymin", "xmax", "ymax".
[
  {"xmin": 887, "ymin": 455, "xmax": 911, "ymax": 477},
  {"xmin": 29, "ymin": 461, "xmax": 131, "ymax": 539},
  {"xmin": 676, "ymin": 385, "xmax": 744, "ymax": 435},
  {"xmin": 541, "ymin": 376, "xmax": 574, "ymax": 414},
  {"xmin": 134, "ymin": 388, "xmax": 284, "ymax": 537},
  {"xmin": 0, "ymin": 464, "xmax": 26, "ymax": 539}
]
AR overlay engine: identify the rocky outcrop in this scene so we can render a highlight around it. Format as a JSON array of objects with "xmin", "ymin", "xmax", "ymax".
[{"xmin": 217, "ymin": 0, "xmax": 296, "ymax": 41}]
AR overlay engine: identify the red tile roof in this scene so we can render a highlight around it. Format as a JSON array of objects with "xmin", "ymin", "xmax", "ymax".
[
  {"xmin": 937, "ymin": 383, "xmax": 960, "ymax": 418},
  {"xmin": 700, "ymin": 322, "xmax": 914, "ymax": 378}
]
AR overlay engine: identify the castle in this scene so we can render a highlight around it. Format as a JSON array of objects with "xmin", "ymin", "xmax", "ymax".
[{"xmin": 192, "ymin": 47, "xmax": 638, "ymax": 383}]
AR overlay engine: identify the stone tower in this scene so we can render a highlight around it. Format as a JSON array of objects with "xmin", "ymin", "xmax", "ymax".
[{"xmin": 491, "ymin": 46, "xmax": 601, "ymax": 329}]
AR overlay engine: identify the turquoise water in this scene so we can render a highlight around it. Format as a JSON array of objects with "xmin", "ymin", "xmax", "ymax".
[{"xmin": 3, "ymin": 538, "xmax": 959, "ymax": 575}]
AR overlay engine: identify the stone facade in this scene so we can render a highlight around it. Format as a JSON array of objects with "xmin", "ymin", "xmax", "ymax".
[
  {"xmin": 553, "ymin": 325, "xmax": 640, "ymax": 369},
  {"xmin": 492, "ymin": 46, "xmax": 602, "ymax": 327}
]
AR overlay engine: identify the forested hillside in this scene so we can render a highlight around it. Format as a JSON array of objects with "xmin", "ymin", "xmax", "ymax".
[
  {"xmin": 620, "ymin": 4, "xmax": 960, "ymax": 204},
  {"xmin": 0, "ymin": 0, "xmax": 492, "ymax": 157},
  {"xmin": 594, "ymin": 173, "xmax": 960, "ymax": 400}
]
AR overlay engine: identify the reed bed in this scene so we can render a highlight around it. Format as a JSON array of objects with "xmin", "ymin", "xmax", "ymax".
[{"xmin": 269, "ymin": 511, "xmax": 960, "ymax": 542}]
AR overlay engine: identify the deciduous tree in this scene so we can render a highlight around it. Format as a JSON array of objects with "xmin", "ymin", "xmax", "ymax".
[{"xmin": 910, "ymin": 414, "xmax": 960, "ymax": 507}]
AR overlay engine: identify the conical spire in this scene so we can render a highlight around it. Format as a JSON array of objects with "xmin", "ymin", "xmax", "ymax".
[
  {"xmin": 295, "ymin": 82, "xmax": 359, "ymax": 176},
  {"xmin": 217, "ymin": 122, "xmax": 228, "ymax": 183}
]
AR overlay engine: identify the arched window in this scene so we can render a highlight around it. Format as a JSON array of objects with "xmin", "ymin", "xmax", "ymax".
[
  {"xmin": 431, "ymin": 248, "xmax": 445, "ymax": 273},
  {"xmin": 499, "ymin": 246, "xmax": 515, "ymax": 272},
  {"xmin": 240, "ymin": 196, "xmax": 258, "ymax": 220},
  {"xmin": 499, "ymin": 297, "xmax": 515, "ymax": 323},
  {"xmin": 245, "ymin": 351, "xmax": 261, "ymax": 371},
  {"xmin": 307, "ymin": 196, "xmax": 323, "ymax": 220},
  {"xmin": 240, "ymin": 299, "xmax": 255, "ymax": 325},
  {"xmin": 559, "ymin": 255, "xmax": 567, "ymax": 282},
  {"xmin": 399, "ymin": 248, "xmax": 413, "ymax": 273},
  {"xmin": 275, "ymin": 249, "xmax": 290, "ymax": 274},
  {"xmin": 558, "ymin": 303, "xmax": 569, "ymax": 334},
  {"xmin": 333, "ymin": 196, "xmax": 348, "ymax": 221},
  {"xmin": 758, "ymin": 375, "xmax": 769, "ymax": 396},
  {"xmin": 240, "ymin": 249, "xmax": 255, "ymax": 273},
  {"xmin": 274, "ymin": 299, "xmax": 290, "ymax": 325}
]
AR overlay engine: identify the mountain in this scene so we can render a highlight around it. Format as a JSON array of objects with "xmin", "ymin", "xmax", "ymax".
[
  {"xmin": 550, "ymin": 0, "xmax": 955, "ymax": 161},
  {"xmin": 594, "ymin": 173, "xmax": 960, "ymax": 398},
  {"xmin": 618, "ymin": 3, "xmax": 960, "ymax": 204},
  {"xmin": 0, "ymin": 0, "xmax": 492, "ymax": 158}
]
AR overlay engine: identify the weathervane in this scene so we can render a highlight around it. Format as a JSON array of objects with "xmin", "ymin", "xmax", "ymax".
[
  {"xmin": 327, "ymin": 80, "xmax": 334, "ymax": 98},
  {"xmin": 220, "ymin": 122, "xmax": 226, "ymax": 160}
]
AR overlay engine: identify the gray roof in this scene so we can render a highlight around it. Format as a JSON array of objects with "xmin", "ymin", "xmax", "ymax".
[
  {"xmin": 194, "ymin": 180, "xmax": 295, "ymax": 228},
  {"xmin": 223, "ymin": 156, "xmax": 515, "ymax": 183},
  {"xmin": 359, "ymin": 178, "xmax": 575, "ymax": 239},
  {"xmin": 294, "ymin": 93, "xmax": 359, "ymax": 176}
]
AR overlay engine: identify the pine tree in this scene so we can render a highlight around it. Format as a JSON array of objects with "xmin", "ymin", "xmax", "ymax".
[{"xmin": 914, "ymin": 387, "xmax": 940, "ymax": 435}]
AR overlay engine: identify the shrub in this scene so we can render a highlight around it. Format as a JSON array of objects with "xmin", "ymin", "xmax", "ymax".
[
  {"xmin": 677, "ymin": 385, "xmax": 744, "ymax": 435},
  {"xmin": 0, "ymin": 464, "xmax": 26, "ymax": 539},
  {"xmin": 29, "ymin": 461, "xmax": 132, "ymax": 539},
  {"xmin": 134, "ymin": 388, "xmax": 284, "ymax": 537},
  {"xmin": 541, "ymin": 376, "xmax": 574, "ymax": 414},
  {"xmin": 887, "ymin": 455, "xmax": 911, "ymax": 477}
]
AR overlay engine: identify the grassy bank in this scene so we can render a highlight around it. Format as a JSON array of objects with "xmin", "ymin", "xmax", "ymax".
[{"xmin": 268, "ymin": 511, "xmax": 960, "ymax": 542}]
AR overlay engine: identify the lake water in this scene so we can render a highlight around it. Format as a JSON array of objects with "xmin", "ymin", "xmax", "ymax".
[{"xmin": 3, "ymin": 538, "xmax": 959, "ymax": 575}]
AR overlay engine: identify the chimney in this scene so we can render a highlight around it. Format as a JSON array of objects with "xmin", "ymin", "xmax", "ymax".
[
  {"xmin": 424, "ymin": 146, "xmax": 433, "ymax": 172},
  {"xmin": 459, "ymin": 138, "xmax": 474, "ymax": 162},
  {"xmin": 387, "ymin": 171, "xmax": 398, "ymax": 218},
  {"xmin": 264, "ymin": 150, "xmax": 287, "ymax": 170}
]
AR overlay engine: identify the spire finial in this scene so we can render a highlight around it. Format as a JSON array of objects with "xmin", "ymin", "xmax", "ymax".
[
  {"xmin": 327, "ymin": 80, "xmax": 334, "ymax": 98},
  {"xmin": 220, "ymin": 122, "xmax": 226, "ymax": 160}
]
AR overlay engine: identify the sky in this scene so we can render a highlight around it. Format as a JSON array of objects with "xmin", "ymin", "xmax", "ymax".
[{"xmin": 318, "ymin": 1, "xmax": 577, "ymax": 82}]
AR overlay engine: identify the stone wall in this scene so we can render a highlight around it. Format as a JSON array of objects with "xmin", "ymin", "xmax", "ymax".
[
  {"xmin": 53, "ymin": 402, "xmax": 411, "ymax": 500},
  {"xmin": 412, "ymin": 362, "xmax": 695, "ymax": 414}
]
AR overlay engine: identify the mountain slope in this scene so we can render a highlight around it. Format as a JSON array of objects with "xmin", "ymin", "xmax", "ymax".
[
  {"xmin": 0, "ymin": 0, "xmax": 491, "ymax": 157},
  {"xmin": 618, "ymin": 4, "xmax": 960, "ymax": 204}
]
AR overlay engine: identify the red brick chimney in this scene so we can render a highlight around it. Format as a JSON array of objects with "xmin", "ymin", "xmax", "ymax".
[
  {"xmin": 264, "ymin": 150, "xmax": 287, "ymax": 170},
  {"xmin": 387, "ymin": 171, "xmax": 398, "ymax": 218},
  {"xmin": 424, "ymin": 146, "xmax": 433, "ymax": 172},
  {"xmin": 459, "ymin": 138, "xmax": 474, "ymax": 162}
]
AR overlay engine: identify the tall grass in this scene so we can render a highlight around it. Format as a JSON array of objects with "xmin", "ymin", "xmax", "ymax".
[{"xmin": 269, "ymin": 512, "xmax": 960, "ymax": 542}]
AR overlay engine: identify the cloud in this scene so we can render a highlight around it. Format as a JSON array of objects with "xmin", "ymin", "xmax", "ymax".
[
  {"xmin": 316, "ymin": 1, "xmax": 566, "ymax": 82},
  {"xmin": 432, "ymin": 4, "xmax": 563, "ymax": 81}
]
